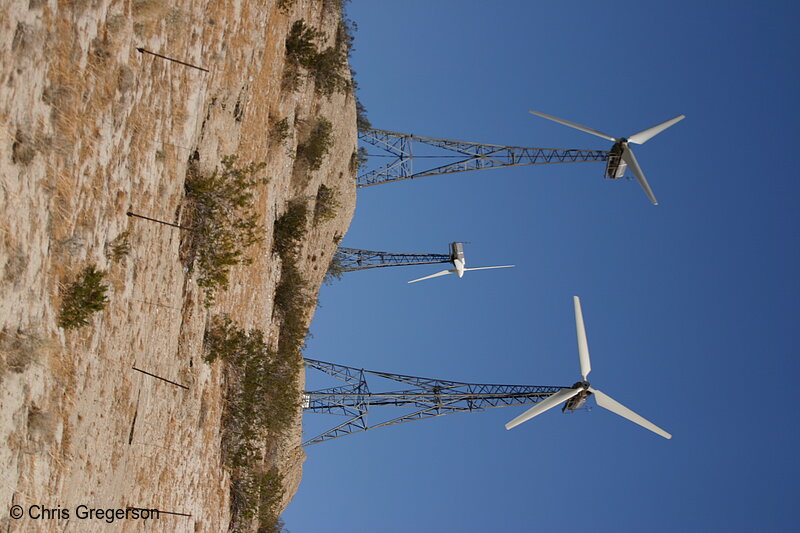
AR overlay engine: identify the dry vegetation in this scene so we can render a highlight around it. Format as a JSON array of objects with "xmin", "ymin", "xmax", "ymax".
[
  {"xmin": 297, "ymin": 117, "xmax": 334, "ymax": 170},
  {"xmin": 181, "ymin": 156, "xmax": 268, "ymax": 305},
  {"xmin": 0, "ymin": 329, "xmax": 58, "ymax": 383},
  {"xmin": 314, "ymin": 183, "xmax": 342, "ymax": 225}
]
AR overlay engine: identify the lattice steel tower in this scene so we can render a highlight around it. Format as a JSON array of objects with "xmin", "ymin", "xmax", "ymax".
[
  {"xmin": 357, "ymin": 128, "xmax": 609, "ymax": 187},
  {"xmin": 303, "ymin": 359, "xmax": 562, "ymax": 445},
  {"xmin": 333, "ymin": 246, "xmax": 454, "ymax": 273}
]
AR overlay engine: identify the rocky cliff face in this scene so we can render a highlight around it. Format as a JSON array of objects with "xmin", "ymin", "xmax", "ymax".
[{"xmin": 0, "ymin": 1, "xmax": 355, "ymax": 531}]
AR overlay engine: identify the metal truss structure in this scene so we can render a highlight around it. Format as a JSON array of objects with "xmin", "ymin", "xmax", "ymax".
[
  {"xmin": 334, "ymin": 246, "xmax": 452, "ymax": 273},
  {"xmin": 357, "ymin": 128, "xmax": 609, "ymax": 187},
  {"xmin": 303, "ymin": 359, "xmax": 563, "ymax": 445}
]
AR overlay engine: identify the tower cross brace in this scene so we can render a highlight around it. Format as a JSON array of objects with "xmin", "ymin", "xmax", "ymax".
[
  {"xmin": 333, "ymin": 246, "xmax": 452, "ymax": 273},
  {"xmin": 303, "ymin": 359, "xmax": 563, "ymax": 445},
  {"xmin": 357, "ymin": 128, "xmax": 609, "ymax": 187}
]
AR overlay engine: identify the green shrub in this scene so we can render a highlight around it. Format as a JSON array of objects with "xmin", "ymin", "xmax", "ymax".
[
  {"xmin": 297, "ymin": 118, "xmax": 333, "ymax": 171},
  {"xmin": 324, "ymin": 249, "xmax": 347, "ymax": 285},
  {"xmin": 273, "ymin": 258, "xmax": 313, "ymax": 357},
  {"xmin": 271, "ymin": 197, "xmax": 314, "ymax": 360},
  {"xmin": 281, "ymin": 65, "xmax": 302, "ymax": 92},
  {"xmin": 336, "ymin": 7, "xmax": 370, "ymax": 131},
  {"xmin": 107, "ymin": 231, "xmax": 130, "ymax": 262},
  {"xmin": 283, "ymin": 19, "xmax": 350, "ymax": 96},
  {"xmin": 203, "ymin": 316, "xmax": 300, "ymax": 532},
  {"xmin": 349, "ymin": 146, "xmax": 368, "ymax": 175},
  {"xmin": 58, "ymin": 266, "xmax": 109, "ymax": 329},
  {"xmin": 232, "ymin": 466, "xmax": 286, "ymax": 532},
  {"xmin": 183, "ymin": 155, "xmax": 267, "ymax": 304},
  {"xmin": 203, "ymin": 316, "xmax": 301, "ymax": 440},
  {"xmin": 356, "ymin": 96, "xmax": 371, "ymax": 132},
  {"xmin": 270, "ymin": 117, "xmax": 290, "ymax": 145},
  {"xmin": 313, "ymin": 184, "xmax": 341, "ymax": 225},
  {"xmin": 202, "ymin": 314, "xmax": 249, "ymax": 364},
  {"xmin": 276, "ymin": 0, "xmax": 295, "ymax": 13},
  {"xmin": 272, "ymin": 199, "xmax": 308, "ymax": 258},
  {"xmin": 307, "ymin": 46, "xmax": 349, "ymax": 96},
  {"xmin": 335, "ymin": 15, "xmax": 356, "ymax": 57},
  {"xmin": 285, "ymin": 20, "xmax": 321, "ymax": 68},
  {"xmin": 323, "ymin": 0, "xmax": 344, "ymax": 13}
]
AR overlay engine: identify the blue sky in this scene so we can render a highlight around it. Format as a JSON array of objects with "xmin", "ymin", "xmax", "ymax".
[{"xmin": 283, "ymin": 1, "xmax": 800, "ymax": 531}]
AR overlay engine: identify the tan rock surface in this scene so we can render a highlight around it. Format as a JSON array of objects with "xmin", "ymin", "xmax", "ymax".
[{"xmin": 0, "ymin": 1, "xmax": 355, "ymax": 531}]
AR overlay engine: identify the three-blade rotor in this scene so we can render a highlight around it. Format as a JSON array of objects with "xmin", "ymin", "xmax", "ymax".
[
  {"xmin": 529, "ymin": 109, "xmax": 685, "ymax": 206},
  {"xmin": 505, "ymin": 297, "xmax": 672, "ymax": 439}
]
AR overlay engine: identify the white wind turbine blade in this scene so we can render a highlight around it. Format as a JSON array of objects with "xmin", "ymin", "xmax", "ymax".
[
  {"xmin": 407, "ymin": 269, "xmax": 456, "ymax": 284},
  {"xmin": 505, "ymin": 388, "xmax": 581, "ymax": 430},
  {"xmin": 573, "ymin": 296, "xmax": 591, "ymax": 381},
  {"xmin": 621, "ymin": 147, "xmax": 659, "ymax": 206},
  {"xmin": 529, "ymin": 110, "xmax": 618, "ymax": 142},
  {"xmin": 627, "ymin": 115, "xmax": 685, "ymax": 145},
  {"xmin": 589, "ymin": 387, "xmax": 672, "ymax": 439},
  {"xmin": 463, "ymin": 265, "xmax": 515, "ymax": 272}
]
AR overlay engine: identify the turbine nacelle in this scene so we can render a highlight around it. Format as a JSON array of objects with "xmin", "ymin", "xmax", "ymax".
[
  {"xmin": 529, "ymin": 109, "xmax": 686, "ymax": 205},
  {"xmin": 453, "ymin": 258, "xmax": 466, "ymax": 278},
  {"xmin": 562, "ymin": 381, "xmax": 592, "ymax": 412},
  {"xmin": 505, "ymin": 296, "xmax": 672, "ymax": 439}
]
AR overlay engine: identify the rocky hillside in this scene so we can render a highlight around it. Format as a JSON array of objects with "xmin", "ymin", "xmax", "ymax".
[{"xmin": 0, "ymin": 1, "xmax": 356, "ymax": 531}]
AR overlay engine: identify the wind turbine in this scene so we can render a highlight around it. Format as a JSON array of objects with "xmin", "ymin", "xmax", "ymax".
[
  {"xmin": 529, "ymin": 109, "xmax": 685, "ymax": 205},
  {"xmin": 408, "ymin": 242, "xmax": 514, "ymax": 284},
  {"xmin": 505, "ymin": 296, "xmax": 672, "ymax": 439}
]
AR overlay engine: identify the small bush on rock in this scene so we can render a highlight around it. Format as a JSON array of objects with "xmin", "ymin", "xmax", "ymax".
[
  {"xmin": 183, "ymin": 155, "xmax": 267, "ymax": 304},
  {"xmin": 58, "ymin": 266, "xmax": 108, "ymax": 329}
]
